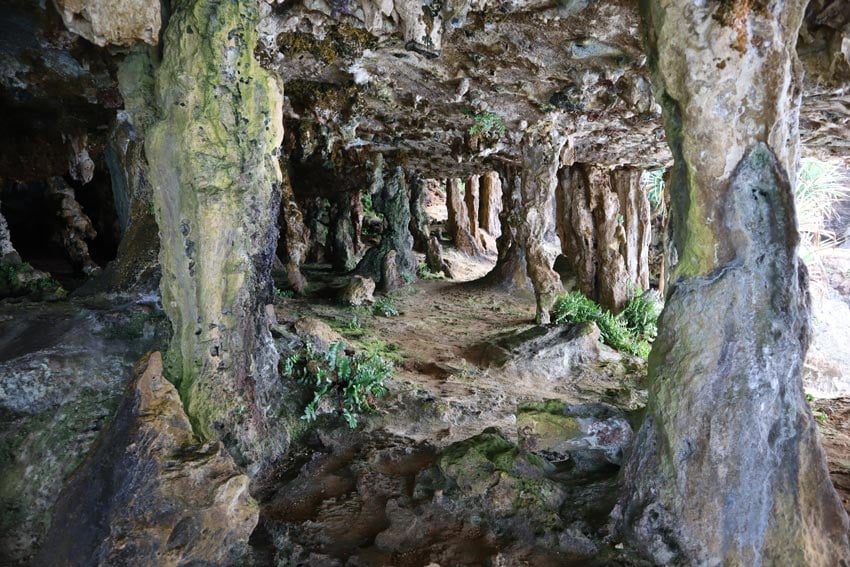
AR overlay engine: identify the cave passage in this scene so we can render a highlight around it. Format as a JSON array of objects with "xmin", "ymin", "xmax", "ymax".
[{"xmin": 1, "ymin": 0, "xmax": 849, "ymax": 566}]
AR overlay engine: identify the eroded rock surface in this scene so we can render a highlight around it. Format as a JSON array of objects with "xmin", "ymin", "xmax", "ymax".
[{"xmin": 34, "ymin": 352, "xmax": 257, "ymax": 566}]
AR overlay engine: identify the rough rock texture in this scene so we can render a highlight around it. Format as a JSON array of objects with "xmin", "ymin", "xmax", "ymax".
[
  {"xmin": 46, "ymin": 176, "xmax": 101, "ymax": 275},
  {"xmin": 146, "ymin": 0, "xmax": 288, "ymax": 467},
  {"xmin": 340, "ymin": 275, "xmax": 375, "ymax": 306},
  {"xmin": 485, "ymin": 165, "xmax": 532, "ymax": 291},
  {"xmin": 464, "ymin": 174, "xmax": 481, "ymax": 244},
  {"xmin": 446, "ymin": 178, "xmax": 483, "ymax": 256},
  {"xmin": 618, "ymin": 1, "xmax": 850, "ymax": 562},
  {"xmin": 0, "ymin": 301, "xmax": 167, "ymax": 564},
  {"xmin": 558, "ymin": 164, "xmax": 650, "ymax": 312},
  {"xmin": 53, "ymin": 0, "xmax": 161, "ymax": 47},
  {"xmin": 478, "ymin": 171, "xmax": 502, "ymax": 238},
  {"xmin": 34, "ymin": 352, "xmax": 257, "ymax": 566},
  {"xmin": 278, "ymin": 162, "xmax": 309, "ymax": 294},
  {"xmin": 516, "ymin": 122, "xmax": 567, "ymax": 323},
  {"xmin": 517, "ymin": 401, "xmax": 634, "ymax": 472},
  {"xmin": 425, "ymin": 234, "xmax": 449, "ymax": 277},
  {"xmin": 355, "ymin": 162, "xmax": 415, "ymax": 288}
]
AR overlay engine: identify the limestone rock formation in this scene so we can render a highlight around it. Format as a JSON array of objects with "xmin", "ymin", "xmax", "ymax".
[
  {"xmin": 34, "ymin": 352, "xmax": 257, "ymax": 566},
  {"xmin": 446, "ymin": 178, "xmax": 483, "ymax": 257},
  {"xmin": 516, "ymin": 122, "xmax": 568, "ymax": 323},
  {"xmin": 340, "ymin": 275, "xmax": 376, "ymax": 307},
  {"xmin": 558, "ymin": 164, "xmax": 650, "ymax": 312},
  {"xmin": 53, "ymin": 0, "xmax": 161, "ymax": 47},
  {"xmin": 618, "ymin": 1, "xmax": 850, "ymax": 564},
  {"xmin": 146, "ymin": 0, "xmax": 288, "ymax": 467}
]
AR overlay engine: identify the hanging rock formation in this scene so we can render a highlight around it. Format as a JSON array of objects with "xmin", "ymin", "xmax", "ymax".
[
  {"xmin": 446, "ymin": 178, "xmax": 483, "ymax": 257},
  {"xmin": 0, "ymin": 202, "xmax": 21, "ymax": 265},
  {"xmin": 516, "ymin": 122, "xmax": 568, "ymax": 324},
  {"xmin": 557, "ymin": 164, "xmax": 650, "ymax": 313},
  {"xmin": 356, "ymin": 162, "xmax": 415, "ymax": 290},
  {"xmin": 46, "ymin": 176, "xmax": 101, "ymax": 276},
  {"xmin": 146, "ymin": 0, "xmax": 288, "ymax": 466},
  {"xmin": 617, "ymin": 1, "xmax": 850, "ymax": 564},
  {"xmin": 52, "ymin": 0, "xmax": 161, "ymax": 47},
  {"xmin": 486, "ymin": 165, "xmax": 532, "ymax": 292}
]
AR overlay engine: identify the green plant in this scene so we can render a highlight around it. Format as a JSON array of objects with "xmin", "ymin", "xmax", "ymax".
[
  {"xmin": 551, "ymin": 291, "xmax": 655, "ymax": 358},
  {"xmin": 373, "ymin": 295, "xmax": 399, "ymax": 317},
  {"xmin": 796, "ymin": 158, "xmax": 848, "ymax": 250},
  {"xmin": 275, "ymin": 286, "xmax": 294, "ymax": 300},
  {"xmin": 284, "ymin": 341, "xmax": 392, "ymax": 428},
  {"xmin": 620, "ymin": 291, "xmax": 660, "ymax": 342},
  {"xmin": 465, "ymin": 109, "xmax": 507, "ymax": 137},
  {"xmin": 640, "ymin": 168, "xmax": 666, "ymax": 210},
  {"xmin": 402, "ymin": 272, "xmax": 416, "ymax": 285},
  {"xmin": 417, "ymin": 262, "xmax": 443, "ymax": 280}
]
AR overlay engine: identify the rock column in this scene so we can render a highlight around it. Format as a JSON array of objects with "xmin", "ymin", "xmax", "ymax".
[
  {"xmin": 516, "ymin": 122, "xmax": 567, "ymax": 324},
  {"xmin": 618, "ymin": 1, "xmax": 850, "ymax": 564},
  {"xmin": 446, "ymin": 178, "xmax": 482, "ymax": 256},
  {"xmin": 485, "ymin": 165, "xmax": 531, "ymax": 291},
  {"xmin": 479, "ymin": 171, "xmax": 502, "ymax": 238},
  {"xmin": 146, "ymin": 0, "xmax": 287, "ymax": 465},
  {"xmin": 278, "ymin": 162, "xmax": 308, "ymax": 293},
  {"xmin": 557, "ymin": 164, "xmax": 650, "ymax": 312},
  {"xmin": 408, "ymin": 172, "xmax": 430, "ymax": 252}
]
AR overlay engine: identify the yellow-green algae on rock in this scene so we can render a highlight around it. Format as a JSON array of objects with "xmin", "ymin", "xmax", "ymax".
[{"xmin": 146, "ymin": 0, "xmax": 286, "ymax": 463}]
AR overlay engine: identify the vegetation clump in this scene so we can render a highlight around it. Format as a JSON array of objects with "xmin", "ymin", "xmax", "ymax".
[
  {"xmin": 552, "ymin": 290, "xmax": 659, "ymax": 358},
  {"xmin": 464, "ymin": 109, "xmax": 506, "ymax": 137},
  {"xmin": 283, "ymin": 340, "xmax": 392, "ymax": 428},
  {"xmin": 372, "ymin": 295, "xmax": 399, "ymax": 317}
]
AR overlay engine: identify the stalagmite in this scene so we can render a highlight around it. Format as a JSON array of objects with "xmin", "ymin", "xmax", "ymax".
[
  {"xmin": 446, "ymin": 178, "xmax": 482, "ymax": 256},
  {"xmin": 0, "ymin": 201, "xmax": 21, "ymax": 265},
  {"xmin": 329, "ymin": 193, "xmax": 357, "ymax": 272},
  {"xmin": 355, "ymin": 162, "xmax": 415, "ymax": 290},
  {"xmin": 617, "ymin": 1, "xmax": 850, "ymax": 564},
  {"xmin": 516, "ymin": 122, "xmax": 567, "ymax": 324},
  {"xmin": 146, "ymin": 0, "xmax": 287, "ymax": 465},
  {"xmin": 557, "ymin": 164, "xmax": 650, "ymax": 313}
]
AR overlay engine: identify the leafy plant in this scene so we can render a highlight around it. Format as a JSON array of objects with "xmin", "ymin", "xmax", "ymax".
[
  {"xmin": 796, "ymin": 158, "xmax": 848, "ymax": 251},
  {"xmin": 620, "ymin": 291, "xmax": 660, "ymax": 342},
  {"xmin": 552, "ymin": 290, "xmax": 657, "ymax": 359},
  {"xmin": 640, "ymin": 168, "xmax": 666, "ymax": 211},
  {"xmin": 465, "ymin": 109, "xmax": 507, "ymax": 137},
  {"xmin": 275, "ymin": 286, "xmax": 294, "ymax": 300},
  {"xmin": 417, "ymin": 262, "xmax": 443, "ymax": 280},
  {"xmin": 373, "ymin": 295, "xmax": 399, "ymax": 317},
  {"xmin": 284, "ymin": 341, "xmax": 392, "ymax": 428}
]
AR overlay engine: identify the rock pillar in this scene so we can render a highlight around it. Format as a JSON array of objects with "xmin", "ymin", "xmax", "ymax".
[
  {"xmin": 465, "ymin": 174, "xmax": 481, "ymax": 240},
  {"xmin": 479, "ymin": 171, "xmax": 502, "ymax": 238},
  {"xmin": 409, "ymin": 172, "xmax": 430, "ymax": 252},
  {"xmin": 446, "ymin": 178, "xmax": 482, "ymax": 256},
  {"xmin": 146, "ymin": 0, "xmax": 287, "ymax": 465},
  {"xmin": 484, "ymin": 165, "xmax": 531, "ymax": 291},
  {"xmin": 278, "ymin": 162, "xmax": 308, "ymax": 293},
  {"xmin": 516, "ymin": 122, "xmax": 567, "ymax": 324},
  {"xmin": 557, "ymin": 164, "xmax": 650, "ymax": 313},
  {"xmin": 617, "ymin": 1, "xmax": 850, "ymax": 564}
]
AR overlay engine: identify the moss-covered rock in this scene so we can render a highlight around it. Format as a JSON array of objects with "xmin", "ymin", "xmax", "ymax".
[{"xmin": 146, "ymin": 0, "xmax": 288, "ymax": 467}]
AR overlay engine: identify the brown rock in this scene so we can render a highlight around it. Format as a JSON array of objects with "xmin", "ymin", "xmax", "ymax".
[
  {"xmin": 478, "ymin": 171, "xmax": 502, "ymax": 238},
  {"xmin": 294, "ymin": 318, "xmax": 346, "ymax": 351},
  {"xmin": 341, "ymin": 275, "xmax": 376, "ymax": 306},
  {"xmin": 34, "ymin": 352, "xmax": 257, "ymax": 567},
  {"xmin": 53, "ymin": 0, "xmax": 161, "ymax": 46},
  {"xmin": 446, "ymin": 178, "xmax": 483, "ymax": 257}
]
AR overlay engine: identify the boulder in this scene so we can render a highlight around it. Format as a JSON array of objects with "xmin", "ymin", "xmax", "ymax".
[
  {"xmin": 517, "ymin": 401, "xmax": 634, "ymax": 471},
  {"xmin": 33, "ymin": 352, "xmax": 257, "ymax": 566},
  {"xmin": 340, "ymin": 275, "xmax": 376, "ymax": 307},
  {"xmin": 293, "ymin": 318, "xmax": 346, "ymax": 351}
]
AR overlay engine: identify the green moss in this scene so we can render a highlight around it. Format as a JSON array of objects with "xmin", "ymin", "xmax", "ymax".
[{"xmin": 278, "ymin": 24, "xmax": 377, "ymax": 64}]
